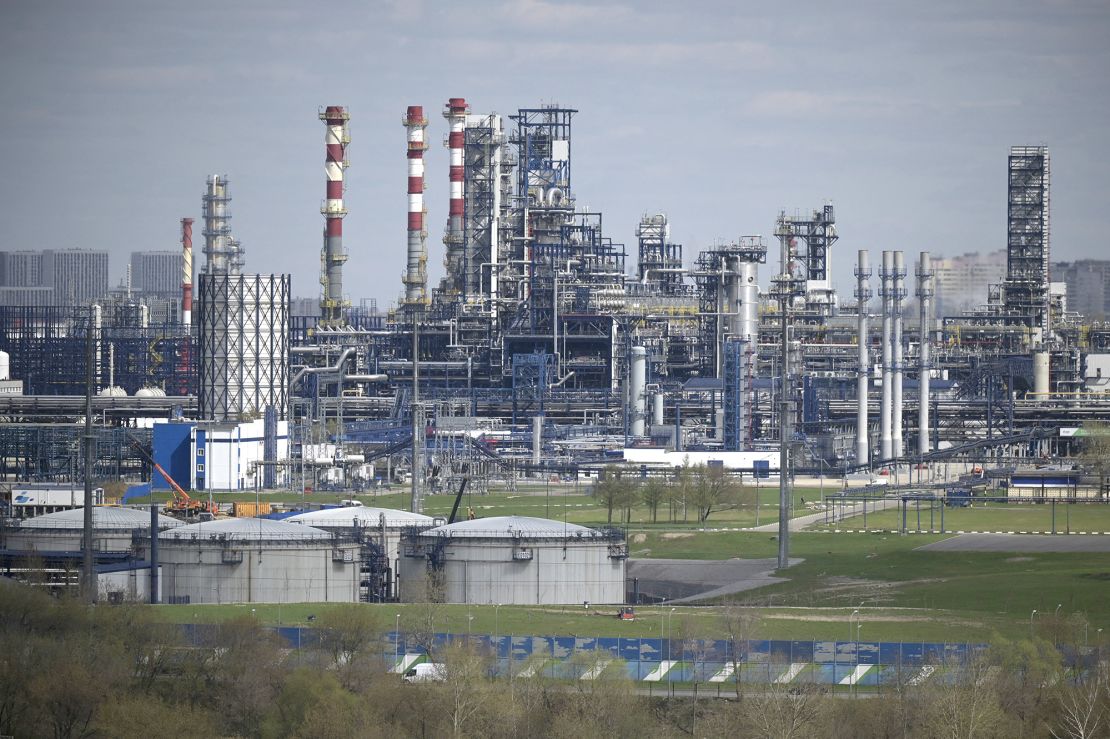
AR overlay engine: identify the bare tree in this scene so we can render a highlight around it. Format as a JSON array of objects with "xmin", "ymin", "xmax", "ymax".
[
  {"xmin": 688, "ymin": 464, "xmax": 744, "ymax": 522},
  {"xmin": 1051, "ymin": 662, "xmax": 1108, "ymax": 739},
  {"xmin": 720, "ymin": 603, "xmax": 758, "ymax": 699},
  {"xmin": 314, "ymin": 605, "xmax": 384, "ymax": 689},
  {"xmin": 437, "ymin": 641, "xmax": 494, "ymax": 737},
  {"xmin": 640, "ymin": 477, "xmax": 668, "ymax": 524},
  {"xmin": 736, "ymin": 682, "xmax": 826, "ymax": 739},
  {"xmin": 593, "ymin": 465, "xmax": 635, "ymax": 524}
]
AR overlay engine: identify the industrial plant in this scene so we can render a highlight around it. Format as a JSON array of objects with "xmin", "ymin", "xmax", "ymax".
[{"xmin": 1, "ymin": 99, "xmax": 1108, "ymax": 605}]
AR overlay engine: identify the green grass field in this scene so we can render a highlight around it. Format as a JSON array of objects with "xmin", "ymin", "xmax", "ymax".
[{"xmin": 816, "ymin": 500, "xmax": 1110, "ymax": 533}]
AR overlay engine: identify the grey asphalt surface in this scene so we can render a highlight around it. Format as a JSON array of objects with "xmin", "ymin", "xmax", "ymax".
[
  {"xmin": 915, "ymin": 533, "xmax": 1110, "ymax": 553},
  {"xmin": 747, "ymin": 499, "xmax": 898, "ymax": 533},
  {"xmin": 628, "ymin": 557, "xmax": 803, "ymax": 603}
]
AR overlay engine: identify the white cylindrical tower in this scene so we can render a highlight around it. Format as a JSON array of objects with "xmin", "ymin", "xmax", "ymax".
[
  {"xmin": 629, "ymin": 346, "xmax": 647, "ymax": 437},
  {"xmin": 917, "ymin": 252, "xmax": 933, "ymax": 457},
  {"xmin": 319, "ymin": 105, "xmax": 350, "ymax": 327},
  {"xmin": 201, "ymin": 175, "xmax": 235, "ymax": 275},
  {"xmin": 1034, "ymin": 350, "xmax": 1050, "ymax": 397},
  {"xmin": 892, "ymin": 251, "xmax": 906, "ymax": 460},
  {"xmin": 855, "ymin": 250, "xmax": 872, "ymax": 467},
  {"xmin": 652, "ymin": 391, "xmax": 664, "ymax": 427},
  {"xmin": 403, "ymin": 106, "xmax": 429, "ymax": 307},
  {"xmin": 879, "ymin": 250, "xmax": 893, "ymax": 464}
]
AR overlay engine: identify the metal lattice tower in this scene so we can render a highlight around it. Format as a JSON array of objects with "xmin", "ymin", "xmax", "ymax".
[{"xmin": 1003, "ymin": 146, "xmax": 1051, "ymax": 336}]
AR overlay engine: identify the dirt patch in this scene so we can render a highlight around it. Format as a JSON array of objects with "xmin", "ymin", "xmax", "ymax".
[
  {"xmin": 1005, "ymin": 556, "xmax": 1034, "ymax": 563},
  {"xmin": 661, "ymin": 532, "xmax": 694, "ymax": 540},
  {"xmin": 630, "ymin": 533, "xmax": 647, "ymax": 544}
]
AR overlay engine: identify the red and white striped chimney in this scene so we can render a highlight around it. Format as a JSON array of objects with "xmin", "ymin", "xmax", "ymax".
[
  {"xmin": 319, "ymin": 105, "xmax": 350, "ymax": 326},
  {"xmin": 403, "ymin": 106, "xmax": 428, "ymax": 307},
  {"xmin": 444, "ymin": 98, "xmax": 468, "ymax": 258},
  {"xmin": 181, "ymin": 217, "xmax": 193, "ymax": 325}
]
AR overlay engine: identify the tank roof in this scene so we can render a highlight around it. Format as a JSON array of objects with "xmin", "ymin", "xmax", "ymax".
[
  {"xmin": 20, "ymin": 506, "xmax": 184, "ymax": 530},
  {"xmin": 421, "ymin": 515, "xmax": 606, "ymax": 540},
  {"xmin": 161, "ymin": 516, "xmax": 332, "ymax": 543},
  {"xmin": 286, "ymin": 506, "xmax": 435, "ymax": 528}
]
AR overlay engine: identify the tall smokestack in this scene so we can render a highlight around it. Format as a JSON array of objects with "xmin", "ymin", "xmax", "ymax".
[
  {"xmin": 879, "ymin": 250, "xmax": 893, "ymax": 465},
  {"xmin": 892, "ymin": 250, "xmax": 906, "ymax": 460},
  {"xmin": 443, "ymin": 98, "xmax": 469, "ymax": 295},
  {"xmin": 319, "ymin": 105, "xmax": 350, "ymax": 327},
  {"xmin": 181, "ymin": 218, "xmax": 193, "ymax": 325},
  {"xmin": 917, "ymin": 252, "xmax": 933, "ymax": 457},
  {"xmin": 855, "ymin": 250, "xmax": 871, "ymax": 467},
  {"xmin": 403, "ymin": 106, "xmax": 428, "ymax": 307}
]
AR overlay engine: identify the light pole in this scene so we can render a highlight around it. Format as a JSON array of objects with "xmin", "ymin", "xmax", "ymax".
[
  {"xmin": 1030, "ymin": 609, "xmax": 1038, "ymax": 636},
  {"xmin": 495, "ymin": 603, "xmax": 502, "ymax": 639},
  {"xmin": 849, "ymin": 609, "xmax": 859, "ymax": 642},
  {"xmin": 395, "ymin": 613, "xmax": 401, "ymax": 662},
  {"xmin": 1055, "ymin": 603, "xmax": 1063, "ymax": 645},
  {"xmin": 668, "ymin": 607, "xmax": 675, "ymax": 650}
]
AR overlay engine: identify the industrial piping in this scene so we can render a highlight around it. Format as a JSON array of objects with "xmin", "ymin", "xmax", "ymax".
[
  {"xmin": 319, "ymin": 105, "xmax": 350, "ymax": 327},
  {"xmin": 892, "ymin": 251, "xmax": 906, "ymax": 460},
  {"xmin": 855, "ymin": 250, "xmax": 871, "ymax": 467},
  {"xmin": 879, "ymin": 250, "xmax": 893, "ymax": 464},
  {"xmin": 201, "ymin": 175, "xmax": 235, "ymax": 275},
  {"xmin": 181, "ymin": 218, "xmax": 193, "ymax": 325},
  {"xmin": 630, "ymin": 346, "xmax": 647, "ymax": 437},
  {"xmin": 916, "ymin": 251, "xmax": 933, "ymax": 456},
  {"xmin": 403, "ymin": 106, "xmax": 429, "ymax": 306}
]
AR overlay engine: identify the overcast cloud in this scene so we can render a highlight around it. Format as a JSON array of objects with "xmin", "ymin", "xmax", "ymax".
[{"xmin": 1, "ymin": 0, "xmax": 1106, "ymax": 304}]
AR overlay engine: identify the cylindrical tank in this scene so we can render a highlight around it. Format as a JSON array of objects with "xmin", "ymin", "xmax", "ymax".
[
  {"xmin": 0, "ymin": 349, "xmax": 9, "ymax": 381},
  {"xmin": 652, "ymin": 392, "xmax": 664, "ymax": 427},
  {"xmin": 532, "ymin": 415, "xmax": 543, "ymax": 466},
  {"xmin": 880, "ymin": 251, "xmax": 893, "ymax": 464},
  {"xmin": 4, "ymin": 506, "xmax": 183, "ymax": 554},
  {"xmin": 737, "ymin": 260, "xmax": 759, "ymax": 342},
  {"xmin": 135, "ymin": 386, "xmax": 167, "ymax": 398},
  {"xmin": 629, "ymin": 347, "xmax": 647, "ymax": 437},
  {"xmin": 855, "ymin": 249, "xmax": 871, "ymax": 467},
  {"xmin": 1034, "ymin": 351, "xmax": 1050, "ymax": 397},
  {"xmin": 399, "ymin": 516, "xmax": 626, "ymax": 605},
  {"xmin": 159, "ymin": 517, "xmax": 359, "ymax": 605},
  {"xmin": 715, "ymin": 408, "xmax": 725, "ymax": 441},
  {"xmin": 917, "ymin": 251, "xmax": 933, "ymax": 456},
  {"xmin": 892, "ymin": 251, "xmax": 905, "ymax": 460}
]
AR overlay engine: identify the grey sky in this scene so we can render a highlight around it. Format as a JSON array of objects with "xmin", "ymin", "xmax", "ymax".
[{"xmin": 1, "ymin": 0, "xmax": 1107, "ymax": 305}]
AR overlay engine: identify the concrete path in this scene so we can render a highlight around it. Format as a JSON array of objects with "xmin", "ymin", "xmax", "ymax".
[
  {"xmin": 628, "ymin": 556, "xmax": 803, "ymax": 603},
  {"xmin": 746, "ymin": 498, "xmax": 899, "ymax": 533}
]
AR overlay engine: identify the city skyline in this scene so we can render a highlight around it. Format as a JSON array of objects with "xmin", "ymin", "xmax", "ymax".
[{"xmin": 1, "ymin": 0, "xmax": 1107, "ymax": 305}]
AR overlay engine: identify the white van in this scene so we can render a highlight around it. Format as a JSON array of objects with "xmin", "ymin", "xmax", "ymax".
[{"xmin": 403, "ymin": 662, "xmax": 447, "ymax": 683}]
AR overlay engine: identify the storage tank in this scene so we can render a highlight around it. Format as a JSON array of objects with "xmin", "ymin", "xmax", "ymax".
[
  {"xmin": 286, "ymin": 506, "xmax": 438, "ymax": 600},
  {"xmin": 135, "ymin": 386, "xmax": 167, "ymax": 398},
  {"xmin": 158, "ymin": 517, "xmax": 359, "ymax": 604},
  {"xmin": 4, "ymin": 506, "xmax": 183, "ymax": 554},
  {"xmin": 399, "ymin": 516, "xmax": 627, "ymax": 605}
]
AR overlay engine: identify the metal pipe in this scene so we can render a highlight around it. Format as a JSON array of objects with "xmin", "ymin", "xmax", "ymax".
[
  {"xmin": 892, "ymin": 251, "xmax": 906, "ymax": 460},
  {"xmin": 855, "ymin": 250, "xmax": 871, "ymax": 467},
  {"xmin": 917, "ymin": 252, "xmax": 933, "ymax": 457},
  {"xmin": 630, "ymin": 347, "xmax": 647, "ymax": 437},
  {"xmin": 880, "ymin": 251, "xmax": 893, "ymax": 464}
]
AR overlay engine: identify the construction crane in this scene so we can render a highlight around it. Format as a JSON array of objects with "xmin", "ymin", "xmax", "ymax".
[{"xmin": 126, "ymin": 433, "xmax": 215, "ymax": 518}]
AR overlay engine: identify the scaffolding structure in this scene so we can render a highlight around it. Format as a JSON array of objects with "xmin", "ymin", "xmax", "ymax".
[{"xmin": 1003, "ymin": 146, "xmax": 1051, "ymax": 335}]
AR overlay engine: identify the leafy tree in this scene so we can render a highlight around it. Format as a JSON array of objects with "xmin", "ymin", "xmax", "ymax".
[
  {"xmin": 1080, "ymin": 421, "xmax": 1110, "ymax": 500},
  {"xmin": 593, "ymin": 465, "xmax": 635, "ymax": 524},
  {"xmin": 314, "ymin": 604, "xmax": 384, "ymax": 689},
  {"xmin": 639, "ymin": 477, "xmax": 669, "ymax": 524},
  {"xmin": 688, "ymin": 465, "xmax": 735, "ymax": 522}
]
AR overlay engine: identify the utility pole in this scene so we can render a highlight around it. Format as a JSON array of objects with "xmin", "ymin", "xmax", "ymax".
[
  {"xmin": 772, "ymin": 216, "xmax": 803, "ymax": 570},
  {"xmin": 82, "ymin": 314, "xmax": 96, "ymax": 604}
]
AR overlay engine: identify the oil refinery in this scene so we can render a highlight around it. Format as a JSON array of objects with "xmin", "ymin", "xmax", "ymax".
[{"xmin": 1, "ymin": 100, "xmax": 1108, "ymax": 604}]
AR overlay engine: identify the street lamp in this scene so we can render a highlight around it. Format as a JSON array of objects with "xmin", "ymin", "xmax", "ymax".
[
  {"xmin": 1030, "ymin": 609, "xmax": 1038, "ymax": 635},
  {"xmin": 668, "ymin": 607, "xmax": 676, "ymax": 648},
  {"xmin": 395, "ymin": 613, "xmax": 401, "ymax": 662},
  {"xmin": 849, "ymin": 609, "xmax": 859, "ymax": 642},
  {"xmin": 495, "ymin": 603, "xmax": 502, "ymax": 639}
]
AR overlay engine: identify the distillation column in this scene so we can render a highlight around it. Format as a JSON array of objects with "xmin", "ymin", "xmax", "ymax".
[
  {"xmin": 879, "ymin": 251, "xmax": 893, "ymax": 464},
  {"xmin": 917, "ymin": 252, "xmax": 933, "ymax": 457},
  {"xmin": 202, "ymin": 175, "xmax": 235, "ymax": 275},
  {"xmin": 181, "ymin": 218, "xmax": 193, "ymax": 325},
  {"xmin": 319, "ymin": 106, "xmax": 350, "ymax": 327},
  {"xmin": 403, "ymin": 107, "xmax": 429, "ymax": 306},
  {"xmin": 892, "ymin": 251, "xmax": 906, "ymax": 460},
  {"xmin": 630, "ymin": 346, "xmax": 647, "ymax": 437},
  {"xmin": 855, "ymin": 250, "xmax": 871, "ymax": 467}
]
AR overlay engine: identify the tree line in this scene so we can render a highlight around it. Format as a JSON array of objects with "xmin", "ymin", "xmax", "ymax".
[
  {"xmin": 2, "ymin": 583, "xmax": 1107, "ymax": 738},
  {"xmin": 592, "ymin": 463, "xmax": 759, "ymax": 524}
]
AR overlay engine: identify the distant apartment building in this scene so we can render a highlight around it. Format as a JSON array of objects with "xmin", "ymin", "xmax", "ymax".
[
  {"xmin": 0, "ymin": 251, "xmax": 43, "ymax": 288},
  {"xmin": 0, "ymin": 249, "xmax": 109, "ymax": 306},
  {"xmin": 130, "ymin": 251, "xmax": 181, "ymax": 297},
  {"xmin": 41, "ymin": 250, "xmax": 109, "ymax": 306},
  {"xmin": 1054, "ymin": 260, "xmax": 1110, "ymax": 320},
  {"xmin": 931, "ymin": 248, "xmax": 1008, "ymax": 317}
]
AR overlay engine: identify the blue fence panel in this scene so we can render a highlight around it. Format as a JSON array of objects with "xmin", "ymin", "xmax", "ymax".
[
  {"xmin": 813, "ymin": 640, "xmax": 837, "ymax": 663},
  {"xmin": 553, "ymin": 636, "xmax": 575, "ymax": 659},
  {"xmin": 923, "ymin": 642, "xmax": 946, "ymax": 664},
  {"xmin": 620, "ymin": 638, "xmax": 642, "ymax": 664},
  {"xmin": 790, "ymin": 640, "xmax": 815, "ymax": 663},
  {"xmin": 858, "ymin": 642, "xmax": 880, "ymax": 665},
  {"xmin": 639, "ymin": 637, "xmax": 663, "ymax": 661},
  {"xmin": 749, "ymin": 640, "xmax": 772, "ymax": 662},
  {"xmin": 597, "ymin": 637, "xmax": 621, "ymax": 659}
]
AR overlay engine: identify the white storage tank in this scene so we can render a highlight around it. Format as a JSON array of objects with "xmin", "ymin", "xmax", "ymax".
[
  {"xmin": 4, "ymin": 506, "xmax": 183, "ymax": 554},
  {"xmin": 399, "ymin": 516, "xmax": 627, "ymax": 605},
  {"xmin": 159, "ymin": 517, "xmax": 359, "ymax": 605}
]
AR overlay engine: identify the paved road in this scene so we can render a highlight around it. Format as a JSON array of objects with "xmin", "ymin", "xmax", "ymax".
[
  {"xmin": 746, "ymin": 498, "xmax": 899, "ymax": 533},
  {"xmin": 915, "ymin": 533, "xmax": 1110, "ymax": 553},
  {"xmin": 628, "ymin": 557, "xmax": 804, "ymax": 603}
]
